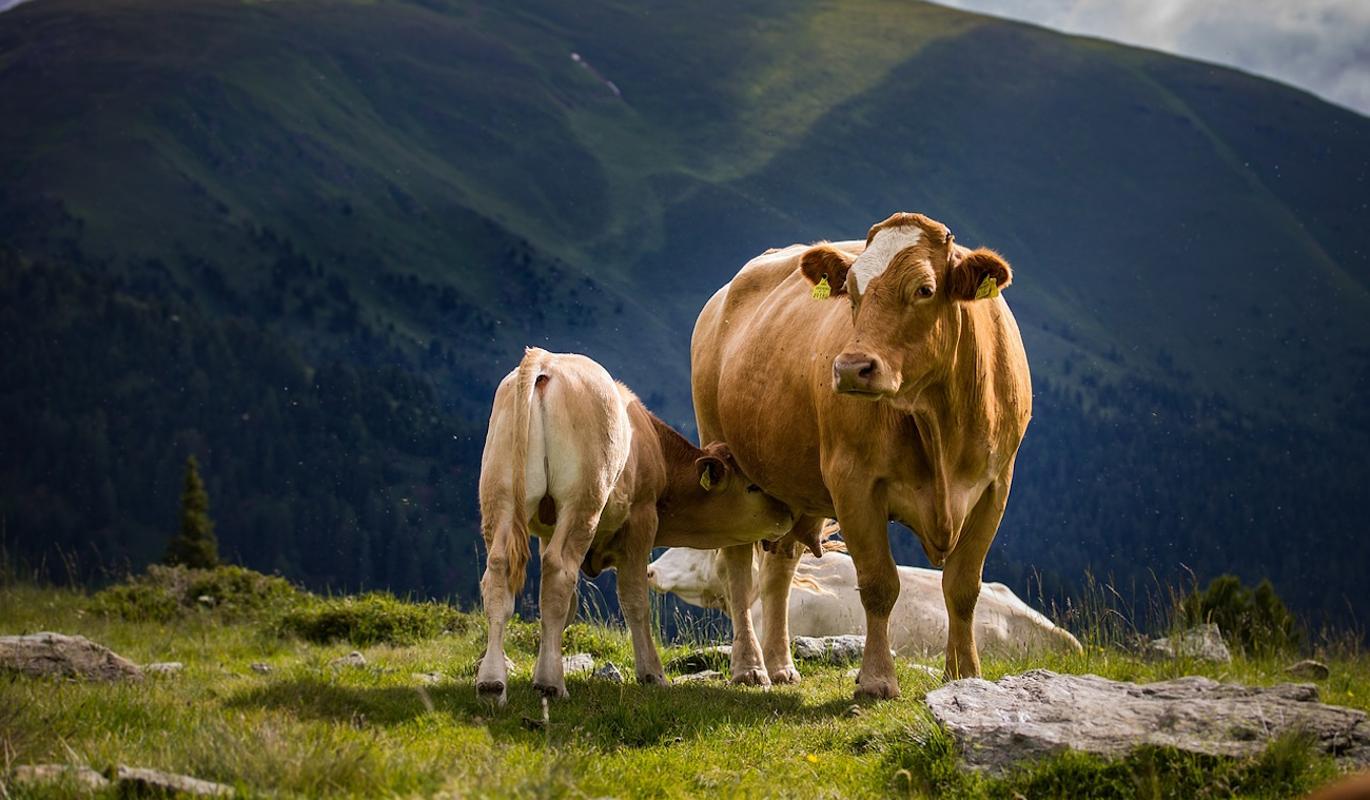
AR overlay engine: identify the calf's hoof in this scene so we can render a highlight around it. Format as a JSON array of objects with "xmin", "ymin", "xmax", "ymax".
[
  {"xmin": 731, "ymin": 667, "xmax": 771, "ymax": 687},
  {"xmin": 769, "ymin": 666, "xmax": 802, "ymax": 685},
  {"xmin": 476, "ymin": 680, "xmax": 508, "ymax": 706},
  {"xmin": 638, "ymin": 672, "xmax": 669, "ymax": 686},
  {"xmin": 854, "ymin": 679, "xmax": 901, "ymax": 701},
  {"xmin": 533, "ymin": 681, "xmax": 569, "ymax": 699}
]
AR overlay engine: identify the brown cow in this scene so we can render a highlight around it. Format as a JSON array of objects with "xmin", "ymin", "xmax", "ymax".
[
  {"xmin": 477, "ymin": 347, "xmax": 793, "ymax": 703},
  {"xmin": 691, "ymin": 212, "xmax": 1031, "ymax": 698}
]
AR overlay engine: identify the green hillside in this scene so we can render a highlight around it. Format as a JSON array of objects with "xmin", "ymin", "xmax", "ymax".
[{"xmin": 1, "ymin": 0, "xmax": 1368, "ymax": 623}]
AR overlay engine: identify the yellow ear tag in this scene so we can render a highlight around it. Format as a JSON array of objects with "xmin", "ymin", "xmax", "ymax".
[
  {"xmin": 974, "ymin": 275, "xmax": 1000, "ymax": 300},
  {"xmin": 699, "ymin": 469, "xmax": 713, "ymax": 491},
  {"xmin": 811, "ymin": 276, "xmax": 832, "ymax": 300}
]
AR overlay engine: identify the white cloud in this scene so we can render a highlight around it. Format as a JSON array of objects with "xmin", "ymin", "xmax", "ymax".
[{"xmin": 932, "ymin": 0, "xmax": 1370, "ymax": 116}]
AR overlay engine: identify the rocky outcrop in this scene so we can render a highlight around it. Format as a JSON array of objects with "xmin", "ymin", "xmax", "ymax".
[
  {"xmin": 0, "ymin": 632, "xmax": 143, "ymax": 681},
  {"xmin": 562, "ymin": 653, "xmax": 594, "ymax": 674},
  {"xmin": 115, "ymin": 766, "xmax": 233, "ymax": 797},
  {"xmin": 926, "ymin": 669, "xmax": 1370, "ymax": 774},
  {"xmin": 793, "ymin": 635, "xmax": 866, "ymax": 664}
]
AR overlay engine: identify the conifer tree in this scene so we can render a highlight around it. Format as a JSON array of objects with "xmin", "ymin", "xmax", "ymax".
[{"xmin": 164, "ymin": 455, "xmax": 220, "ymax": 568}]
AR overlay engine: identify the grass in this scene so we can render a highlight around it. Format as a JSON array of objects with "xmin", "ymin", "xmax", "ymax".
[{"xmin": 1, "ymin": 577, "xmax": 1367, "ymax": 798}]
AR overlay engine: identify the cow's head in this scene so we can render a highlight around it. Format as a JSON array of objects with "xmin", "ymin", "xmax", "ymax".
[
  {"xmin": 646, "ymin": 547, "xmax": 729, "ymax": 609},
  {"xmin": 799, "ymin": 212, "xmax": 1012, "ymax": 400}
]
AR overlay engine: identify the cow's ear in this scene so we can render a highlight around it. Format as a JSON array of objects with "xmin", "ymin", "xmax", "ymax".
[
  {"xmin": 799, "ymin": 244, "xmax": 856, "ymax": 297},
  {"xmin": 695, "ymin": 442, "xmax": 733, "ymax": 492},
  {"xmin": 948, "ymin": 247, "xmax": 1012, "ymax": 301}
]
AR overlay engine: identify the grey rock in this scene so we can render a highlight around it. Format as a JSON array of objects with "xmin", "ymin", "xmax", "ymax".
[
  {"xmin": 413, "ymin": 671, "xmax": 442, "ymax": 685},
  {"xmin": 910, "ymin": 663, "xmax": 942, "ymax": 680},
  {"xmin": 927, "ymin": 669, "xmax": 1370, "ymax": 774},
  {"xmin": 11, "ymin": 764, "xmax": 111, "ymax": 791},
  {"xmin": 196, "ymin": 595, "xmax": 215, "ymax": 607},
  {"xmin": 666, "ymin": 645, "xmax": 731, "ymax": 673},
  {"xmin": 249, "ymin": 662, "xmax": 272, "ymax": 674},
  {"xmin": 116, "ymin": 766, "xmax": 233, "ymax": 797},
  {"xmin": 562, "ymin": 653, "xmax": 594, "ymax": 674},
  {"xmin": 1287, "ymin": 659, "xmax": 1331, "ymax": 680},
  {"xmin": 845, "ymin": 667, "xmax": 861, "ymax": 682},
  {"xmin": 1146, "ymin": 623, "xmax": 1231, "ymax": 664},
  {"xmin": 144, "ymin": 661, "xmax": 184, "ymax": 675},
  {"xmin": 793, "ymin": 635, "xmax": 866, "ymax": 664},
  {"xmin": 0, "ymin": 632, "xmax": 143, "ymax": 681},
  {"xmin": 593, "ymin": 661, "xmax": 624, "ymax": 683},
  {"xmin": 674, "ymin": 669, "xmax": 724, "ymax": 683},
  {"xmin": 330, "ymin": 651, "xmax": 366, "ymax": 668}
]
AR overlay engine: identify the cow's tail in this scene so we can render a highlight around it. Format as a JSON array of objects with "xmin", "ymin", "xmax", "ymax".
[{"xmin": 504, "ymin": 346, "xmax": 547, "ymax": 591}]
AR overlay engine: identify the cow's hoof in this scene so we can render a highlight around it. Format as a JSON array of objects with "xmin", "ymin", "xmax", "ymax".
[
  {"xmin": 853, "ymin": 680, "xmax": 901, "ymax": 701},
  {"xmin": 638, "ymin": 672, "xmax": 669, "ymax": 686},
  {"xmin": 769, "ymin": 666, "xmax": 802, "ymax": 685},
  {"xmin": 731, "ymin": 667, "xmax": 771, "ymax": 687},
  {"xmin": 533, "ymin": 681, "xmax": 569, "ymax": 699},
  {"xmin": 476, "ymin": 680, "xmax": 508, "ymax": 706}
]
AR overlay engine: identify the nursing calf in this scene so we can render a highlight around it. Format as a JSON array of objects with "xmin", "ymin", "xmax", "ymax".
[
  {"xmin": 647, "ymin": 544, "xmax": 1082, "ymax": 658},
  {"xmin": 477, "ymin": 348, "xmax": 793, "ymax": 703}
]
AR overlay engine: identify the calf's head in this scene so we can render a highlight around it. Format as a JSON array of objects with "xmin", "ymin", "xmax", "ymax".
[
  {"xmin": 800, "ymin": 212, "xmax": 1012, "ymax": 400},
  {"xmin": 658, "ymin": 442, "xmax": 794, "ymax": 542}
]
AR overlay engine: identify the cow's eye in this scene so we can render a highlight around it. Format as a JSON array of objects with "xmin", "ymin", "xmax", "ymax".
[{"xmin": 915, "ymin": 285, "xmax": 934, "ymax": 299}]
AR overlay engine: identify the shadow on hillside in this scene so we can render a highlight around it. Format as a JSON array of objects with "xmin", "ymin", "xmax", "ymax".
[{"xmin": 226, "ymin": 675, "xmax": 859, "ymax": 748}]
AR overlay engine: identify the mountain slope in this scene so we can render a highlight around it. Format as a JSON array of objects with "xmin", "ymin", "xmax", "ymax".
[{"xmin": 2, "ymin": 0, "xmax": 1367, "ymax": 623}]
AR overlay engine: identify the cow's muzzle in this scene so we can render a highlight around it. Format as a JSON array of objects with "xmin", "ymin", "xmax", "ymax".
[{"xmin": 833, "ymin": 352, "xmax": 888, "ymax": 396}]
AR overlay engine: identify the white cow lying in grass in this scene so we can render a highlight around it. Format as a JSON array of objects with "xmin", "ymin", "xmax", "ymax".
[{"xmin": 647, "ymin": 540, "xmax": 1082, "ymax": 658}]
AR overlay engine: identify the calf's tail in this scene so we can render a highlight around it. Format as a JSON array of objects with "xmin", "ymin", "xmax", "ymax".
[{"xmin": 503, "ymin": 346, "xmax": 547, "ymax": 591}]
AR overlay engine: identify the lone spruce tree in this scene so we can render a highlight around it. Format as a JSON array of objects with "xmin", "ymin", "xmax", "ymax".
[{"xmin": 164, "ymin": 455, "xmax": 220, "ymax": 568}]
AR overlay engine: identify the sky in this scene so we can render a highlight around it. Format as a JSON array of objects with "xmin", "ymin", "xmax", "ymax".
[
  {"xmin": 2, "ymin": 0, "xmax": 1366, "ymax": 116},
  {"xmin": 933, "ymin": 0, "xmax": 1370, "ymax": 117}
]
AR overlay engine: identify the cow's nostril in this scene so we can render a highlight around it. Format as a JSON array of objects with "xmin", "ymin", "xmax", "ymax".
[
  {"xmin": 646, "ymin": 568, "xmax": 656, "ymax": 582},
  {"xmin": 857, "ymin": 363, "xmax": 875, "ymax": 378}
]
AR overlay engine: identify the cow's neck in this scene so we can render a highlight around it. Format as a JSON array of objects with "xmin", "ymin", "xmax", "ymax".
[{"xmin": 639, "ymin": 404, "xmax": 702, "ymax": 499}]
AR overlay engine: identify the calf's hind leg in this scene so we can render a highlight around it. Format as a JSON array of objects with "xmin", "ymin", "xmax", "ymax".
[
  {"xmin": 477, "ymin": 520, "xmax": 521, "ymax": 705},
  {"xmin": 532, "ymin": 506, "xmax": 601, "ymax": 698}
]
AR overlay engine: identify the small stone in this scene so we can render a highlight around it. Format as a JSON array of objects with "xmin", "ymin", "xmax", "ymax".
[
  {"xmin": 250, "ymin": 662, "xmax": 272, "ymax": 674},
  {"xmin": 115, "ymin": 766, "xmax": 233, "ymax": 797},
  {"xmin": 845, "ymin": 703, "xmax": 863, "ymax": 717},
  {"xmin": 674, "ymin": 669, "xmax": 724, "ymax": 683},
  {"xmin": 846, "ymin": 667, "xmax": 861, "ymax": 682},
  {"xmin": 593, "ymin": 661, "xmax": 624, "ymax": 683},
  {"xmin": 144, "ymin": 662, "xmax": 184, "ymax": 675},
  {"xmin": 11, "ymin": 764, "xmax": 110, "ymax": 791},
  {"xmin": 197, "ymin": 595, "xmax": 215, "ymax": 606},
  {"xmin": 1287, "ymin": 659, "xmax": 1331, "ymax": 680},
  {"xmin": 0, "ymin": 632, "xmax": 144, "ymax": 682},
  {"xmin": 1145, "ymin": 623, "xmax": 1232, "ymax": 664},
  {"xmin": 562, "ymin": 653, "xmax": 594, "ymax": 675},
  {"xmin": 910, "ymin": 664, "xmax": 941, "ymax": 680},
  {"xmin": 330, "ymin": 651, "xmax": 366, "ymax": 668},
  {"xmin": 666, "ymin": 645, "xmax": 731, "ymax": 673},
  {"xmin": 413, "ymin": 671, "xmax": 442, "ymax": 685},
  {"xmin": 792, "ymin": 635, "xmax": 866, "ymax": 664}
]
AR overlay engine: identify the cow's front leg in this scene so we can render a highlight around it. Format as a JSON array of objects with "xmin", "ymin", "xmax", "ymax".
[
  {"xmin": 759, "ymin": 516, "xmax": 821, "ymax": 684},
  {"xmin": 722, "ymin": 543, "xmax": 768, "ymax": 686},
  {"xmin": 835, "ymin": 491, "xmax": 900, "ymax": 700},
  {"xmin": 533, "ymin": 509, "xmax": 600, "ymax": 698},
  {"xmin": 616, "ymin": 505, "xmax": 668, "ymax": 685},
  {"xmin": 943, "ymin": 472, "xmax": 1010, "ymax": 679}
]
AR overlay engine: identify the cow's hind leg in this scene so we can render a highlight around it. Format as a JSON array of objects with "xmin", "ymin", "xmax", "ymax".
[
  {"xmin": 617, "ymin": 504, "xmax": 667, "ymax": 685},
  {"xmin": 532, "ymin": 507, "xmax": 601, "ymax": 698},
  {"xmin": 722, "ymin": 544, "xmax": 769, "ymax": 686},
  {"xmin": 477, "ymin": 521, "xmax": 520, "ymax": 705},
  {"xmin": 760, "ymin": 516, "xmax": 821, "ymax": 684}
]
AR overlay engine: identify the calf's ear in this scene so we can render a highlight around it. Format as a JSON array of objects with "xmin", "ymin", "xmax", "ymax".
[
  {"xmin": 695, "ymin": 442, "xmax": 734, "ymax": 492},
  {"xmin": 948, "ymin": 247, "xmax": 1012, "ymax": 301},
  {"xmin": 799, "ymin": 244, "xmax": 856, "ymax": 297}
]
